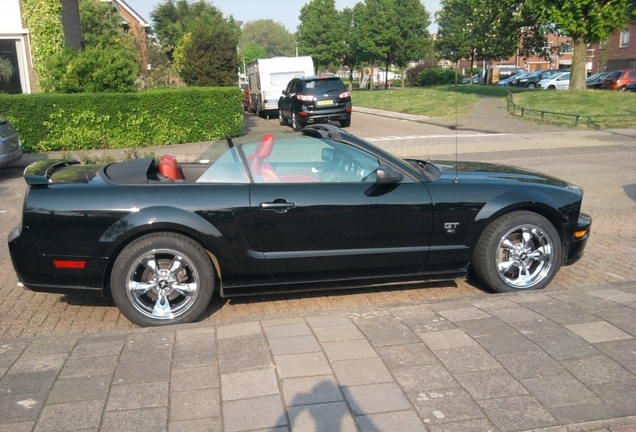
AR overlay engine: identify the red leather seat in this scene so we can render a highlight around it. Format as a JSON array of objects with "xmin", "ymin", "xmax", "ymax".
[
  {"xmin": 247, "ymin": 133, "xmax": 319, "ymax": 183},
  {"xmin": 159, "ymin": 154, "xmax": 184, "ymax": 180},
  {"xmin": 248, "ymin": 133, "xmax": 280, "ymax": 182}
]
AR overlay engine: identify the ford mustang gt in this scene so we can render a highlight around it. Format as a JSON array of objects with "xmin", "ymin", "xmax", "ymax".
[{"xmin": 9, "ymin": 125, "xmax": 591, "ymax": 327}]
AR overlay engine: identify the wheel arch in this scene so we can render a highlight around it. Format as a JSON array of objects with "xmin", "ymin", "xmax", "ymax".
[
  {"xmin": 98, "ymin": 207, "xmax": 227, "ymax": 291},
  {"xmin": 470, "ymin": 191, "xmax": 569, "ymax": 249}
]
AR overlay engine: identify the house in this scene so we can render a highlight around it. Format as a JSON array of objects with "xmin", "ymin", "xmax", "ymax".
[
  {"xmin": 0, "ymin": 0, "xmax": 150, "ymax": 94},
  {"xmin": 605, "ymin": 22, "xmax": 635, "ymax": 70},
  {"xmin": 107, "ymin": 0, "xmax": 151, "ymax": 68}
]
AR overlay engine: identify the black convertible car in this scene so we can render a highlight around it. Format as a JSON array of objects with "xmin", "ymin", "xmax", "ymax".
[{"xmin": 9, "ymin": 125, "xmax": 591, "ymax": 327}]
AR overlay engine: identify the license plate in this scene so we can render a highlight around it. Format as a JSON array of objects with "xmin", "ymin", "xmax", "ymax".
[{"xmin": 316, "ymin": 100, "xmax": 334, "ymax": 106}]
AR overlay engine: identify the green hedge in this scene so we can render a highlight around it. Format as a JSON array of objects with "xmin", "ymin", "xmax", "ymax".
[{"xmin": 0, "ymin": 87, "xmax": 243, "ymax": 152}]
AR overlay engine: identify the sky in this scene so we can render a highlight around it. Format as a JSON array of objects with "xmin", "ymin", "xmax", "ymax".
[{"xmin": 123, "ymin": 0, "xmax": 441, "ymax": 34}]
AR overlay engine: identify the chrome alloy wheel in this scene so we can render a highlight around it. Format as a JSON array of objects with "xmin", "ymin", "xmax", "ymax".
[
  {"xmin": 495, "ymin": 224, "xmax": 555, "ymax": 289},
  {"xmin": 125, "ymin": 248, "xmax": 200, "ymax": 320}
]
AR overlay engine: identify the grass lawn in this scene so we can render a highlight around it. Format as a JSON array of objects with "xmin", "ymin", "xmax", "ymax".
[{"xmin": 352, "ymin": 85, "xmax": 636, "ymax": 129}]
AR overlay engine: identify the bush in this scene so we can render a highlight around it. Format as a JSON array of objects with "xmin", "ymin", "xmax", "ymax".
[
  {"xmin": 416, "ymin": 68, "xmax": 458, "ymax": 86},
  {"xmin": 0, "ymin": 87, "xmax": 243, "ymax": 152}
]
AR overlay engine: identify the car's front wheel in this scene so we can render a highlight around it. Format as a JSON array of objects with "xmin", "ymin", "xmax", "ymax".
[
  {"xmin": 111, "ymin": 233, "xmax": 215, "ymax": 327},
  {"xmin": 474, "ymin": 211, "xmax": 561, "ymax": 293},
  {"xmin": 527, "ymin": 82, "xmax": 536, "ymax": 89}
]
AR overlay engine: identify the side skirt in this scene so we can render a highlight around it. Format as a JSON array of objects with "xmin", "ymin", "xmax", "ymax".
[{"xmin": 219, "ymin": 269, "xmax": 468, "ymax": 297}]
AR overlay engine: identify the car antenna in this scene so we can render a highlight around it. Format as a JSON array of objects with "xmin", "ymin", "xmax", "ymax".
[{"xmin": 452, "ymin": 61, "xmax": 460, "ymax": 184}]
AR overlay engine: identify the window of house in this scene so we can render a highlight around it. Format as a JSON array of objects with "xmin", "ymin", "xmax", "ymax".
[{"xmin": 620, "ymin": 30, "xmax": 630, "ymax": 48}]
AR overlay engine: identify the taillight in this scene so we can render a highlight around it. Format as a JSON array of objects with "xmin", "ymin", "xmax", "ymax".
[
  {"xmin": 339, "ymin": 90, "xmax": 351, "ymax": 98},
  {"xmin": 297, "ymin": 94, "xmax": 314, "ymax": 102}
]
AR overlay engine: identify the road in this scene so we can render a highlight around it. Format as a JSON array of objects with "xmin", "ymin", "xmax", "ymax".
[{"xmin": 0, "ymin": 111, "xmax": 634, "ymax": 338}]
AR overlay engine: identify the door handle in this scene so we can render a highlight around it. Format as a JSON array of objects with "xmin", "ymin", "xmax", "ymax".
[{"xmin": 260, "ymin": 201, "xmax": 296, "ymax": 213}]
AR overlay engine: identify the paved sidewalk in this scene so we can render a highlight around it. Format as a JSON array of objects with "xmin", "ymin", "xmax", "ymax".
[{"xmin": 1, "ymin": 283, "xmax": 635, "ymax": 432}]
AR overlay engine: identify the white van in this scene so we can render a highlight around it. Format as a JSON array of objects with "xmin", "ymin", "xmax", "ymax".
[{"xmin": 246, "ymin": 56, "xmax": 314, "ymax": 117}]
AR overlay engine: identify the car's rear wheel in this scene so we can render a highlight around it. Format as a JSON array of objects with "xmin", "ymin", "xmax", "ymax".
[
  {"xmin": 340, "ymin": 116, "xmax": 351, "ymax": 128},
  {"xmin": 279, "ymin": 109, "xmax": 287, "ymax": 126},
  {"xmin": 111, "ymin": 232, "xmax": 215, "ymax": 327},
  {"xmin": 474, "ymin": 211, "xmax": 561, "ymax": 293},
  {"xmin": 292, "ymin": 111, "xmax": 303, "ymax": 131}
]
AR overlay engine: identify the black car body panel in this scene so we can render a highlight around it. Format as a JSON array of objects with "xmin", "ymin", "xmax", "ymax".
[{"xmin": 9, "ymin": 125, "xmax": 591, "ymax": 322}]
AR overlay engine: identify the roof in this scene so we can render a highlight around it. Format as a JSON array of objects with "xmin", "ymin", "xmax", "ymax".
[{"xmin": 110, "ymin": 0, "xmax": 150, "ymax": 29}]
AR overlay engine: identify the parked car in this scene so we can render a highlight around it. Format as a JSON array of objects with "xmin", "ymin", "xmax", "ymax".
[
  {"xmin": 600, "ymin": 70, "xmax": 636, "ymax": 91},
  {"xmin": 8, "ymin": 124, "xmax": 592, "ymax": 327},
  {"xmin": 516, "ymin": 69, "xmax": 562, "ymax": 89},
  {"xmin": 586, "ymin": 72, "xmax": 609, "ymax": 89},
  {"xmin": 278, "ymin": 75, "xmax": 352, "ymax": 131},
  {"xmin": 0, "ymin": 116, "xmax": 22, "ymax": 168},
  {"xmin": 538, "ymin": 72, "xmax": 571, "ymax": 90},
  {"xmin": 497, "ymin": 72, "xmax": 529, "ymax": 87},
  {"xmin": 625, "ymin": 80, "xmax": 636, "ymax": 92}
]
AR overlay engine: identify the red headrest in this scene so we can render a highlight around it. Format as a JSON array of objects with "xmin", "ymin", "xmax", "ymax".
[
  {"xmin": 255, "ymin": 133, "xmax": 274, "ymax": 159},
  {"xmin": 159, "ymin": 154, "xmax": 183, "ymax": 180}
]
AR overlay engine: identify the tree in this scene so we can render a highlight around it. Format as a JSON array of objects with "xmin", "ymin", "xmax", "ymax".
[
  {"xmin": 525, "ymin": 0, "xmax": 636, "ymax": 90},
  {"xmin": 393, "ymin": 0, "xmax": 432, "ymax": 88},
  {"xmin": 352, "ymin": 0, "xmax": 401, "ymax": 89},
  {"xmin": 79, "ymin": 0, "xmax": 123, "ymax": 47},
  {"xmin": 176, "ymin": 13, "xmax": 239, "ymax": 86},
  {"xmin": 41, "ymin": 0, "xmax": 139, "ymax": 93},
  {"xmin": 297, "ymin": 0, "xmax": 345, "ymax": 73},
  {"xmin": 436, "ymin": 0, "xmax": 542, "ymax": 84},
  {"xmin": 240, "ymin": 42, "xmax": 269, "ymax": 69},
  {"xmin": 340, "ymin": 7, "xmax": 359, "ymax": 90},
  {"xmin": 151, "ymin": 0, "xmax": 224, "ymax": 57},
  {"xmin": 240, "ymin": 20, "xmax": 295, "ymax": 58}
]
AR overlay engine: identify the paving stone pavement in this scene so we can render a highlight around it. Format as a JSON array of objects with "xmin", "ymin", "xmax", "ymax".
[
  {"xmin": 0, "ymin": 284, "xmax": 635, "ymax": 431},
  {"xmin": 1, "ymin": 101, "xmax": 635, "ymax": 431}
]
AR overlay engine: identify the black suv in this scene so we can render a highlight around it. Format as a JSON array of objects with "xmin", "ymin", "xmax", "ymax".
[{"xmin": 278, "ymin": 75, "xmax": 352, "ymax": 131}]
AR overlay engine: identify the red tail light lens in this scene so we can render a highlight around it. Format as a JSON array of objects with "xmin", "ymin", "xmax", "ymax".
[
  {"xmin": 339, "ymin": 90, "xmax": 351, "ymax": 98},
  {"xmin": 297, "ymin": 94, "xmax": 315, "ymax": 102}
]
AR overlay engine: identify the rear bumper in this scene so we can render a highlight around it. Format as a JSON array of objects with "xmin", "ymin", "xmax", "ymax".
[
  {"xmin": 0, "ymin": 146, "xmax": 22, "ymax": 168},
  {"xmin": 300, "ymin": 104, "xmax": 352, "ymax": 124}
]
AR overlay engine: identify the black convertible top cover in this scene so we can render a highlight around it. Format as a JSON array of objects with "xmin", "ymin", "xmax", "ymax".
[{"xmin": 101, "ymin": 157, "xmax": 154, "ymax": 184}]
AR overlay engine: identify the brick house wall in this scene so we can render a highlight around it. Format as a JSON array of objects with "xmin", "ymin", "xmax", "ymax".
[{"xmin": 605, "ymin": 23, "xmax": 636, "ymax": 70}]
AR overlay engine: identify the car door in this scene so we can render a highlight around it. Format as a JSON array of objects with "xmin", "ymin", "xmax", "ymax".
[
  {"xmin": 244, "ymin": 137, "xmax": 433, "ymax": 283},
  {"xmin": 278, "ymin": 79, "xmax": 296, "ymax": 119}
]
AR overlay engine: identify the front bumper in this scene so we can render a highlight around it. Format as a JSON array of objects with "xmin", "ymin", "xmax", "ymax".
[{"xmin": 565, "ymin": 213, "xmax": 592, "ymax": 265}]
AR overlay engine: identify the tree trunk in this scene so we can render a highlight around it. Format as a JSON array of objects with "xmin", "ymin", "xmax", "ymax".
[
  {"xmin": 369, "ymin": 65, "xmax": 374, "ymax": 91},
  {"xmin": 570, "ymin": 36, "xmax": 587, "ymax": 90},
  {"xmin": 401, "ymin": 67, "xmax": 405, "ymax": 88}
]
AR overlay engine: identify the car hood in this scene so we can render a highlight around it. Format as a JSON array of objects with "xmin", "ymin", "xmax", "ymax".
[{"xmin": 430, "ymin": 160, "xmax": 571, "ymax": 187}]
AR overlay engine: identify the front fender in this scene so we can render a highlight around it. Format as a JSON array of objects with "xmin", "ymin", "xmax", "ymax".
[{"xmin": 474, "ymin": 189, "xmax": 567, "ymax": 225}]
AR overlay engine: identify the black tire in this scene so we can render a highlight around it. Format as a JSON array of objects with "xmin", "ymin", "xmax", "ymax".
[
  {"xmin": 292, "ymin": 111, "xmax": 303, "ymax": 131},
  {"xmin": 473, "ymin": 211, "xmax": 561, "ymax": 293},
  {"xmin": 279, "ymin": 109, "xmax": 288, "ymax": 126},
  {"xmin": 527, "ymin": 82, "xmax": 536, "ymax": 89},
  {"xmin": 548, "ymin": 85, "xmax": 556, "ymax": 90},
  {"xmin": 619, "ymin": 86, "xmax": 627, "ymax": 92},
  {"xmin": 111, "ymin": 232, "xmax": 215, "ymax": 327},
  {"xmin": 339, "ymin": 116, "xmax": 351, "ymax": 128}
]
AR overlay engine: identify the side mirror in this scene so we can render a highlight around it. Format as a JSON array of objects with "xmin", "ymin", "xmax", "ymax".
[
  {"xmin": 375, "ymin": 165, "xmax": 403, "ymax": 184},
  {"xmin": 322, "ymin": 148, "xmax": 334, "ymax": 162}
]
